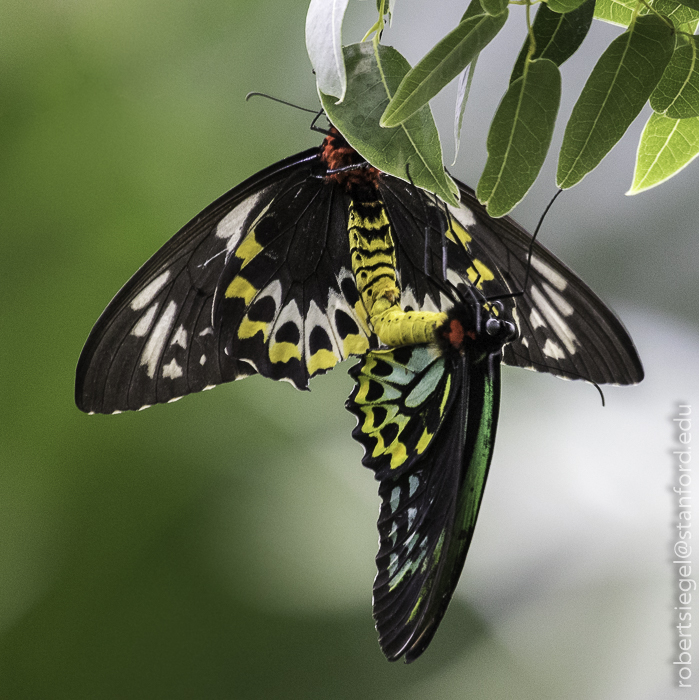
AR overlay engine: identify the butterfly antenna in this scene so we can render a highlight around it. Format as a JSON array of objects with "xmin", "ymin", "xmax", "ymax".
[
  {"xmin": 309, "ymin": 109, "xmax": 330, "ymax": 134},
  {"xmin": 245, "ymin": 92, "xmax": 318, "ymax": 113},
  {"xmin": 522, "ymin": 187, "xmax": 564, "ymax": 291},
  {"xmin": 592, "ymin": 381, "xmax": 606, "ymax": 407},
  {"xmin": 245, "ymin": 92, "xmax": 329, "ymax": 134}
]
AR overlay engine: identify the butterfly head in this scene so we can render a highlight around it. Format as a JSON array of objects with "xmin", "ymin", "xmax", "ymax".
[{"xmin": 436, "ymin": 296, "xmax": 517, "ymax": 360}]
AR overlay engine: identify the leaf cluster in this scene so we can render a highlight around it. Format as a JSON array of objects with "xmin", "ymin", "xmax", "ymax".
[{"xmin": 306, "ymin": 0, "xmax": 699, "ymax": 214}]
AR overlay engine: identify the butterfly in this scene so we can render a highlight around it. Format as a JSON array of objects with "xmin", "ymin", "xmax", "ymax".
[
  {"xmin": 75, "ymin": 124, "xmax": 643, "ymax": 661},
  {"xmin": 346, "ymin": 284, "xmax": 517, "ymax": 662},
  {"xmin": 75, "ymin": 127, "xmax": 642, "ymax": 414}
]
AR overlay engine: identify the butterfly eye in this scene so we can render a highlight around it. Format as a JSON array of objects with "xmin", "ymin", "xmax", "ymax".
[
  {"xmin": 485, "ymin": 316, "xmax": 517, "ymax": 343},
  {"xmin": 485, "ymin": 317, "xmax": 502, "ymax": 337}
]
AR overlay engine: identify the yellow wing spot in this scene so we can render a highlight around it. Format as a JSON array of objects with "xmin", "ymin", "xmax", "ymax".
[
  {"xmin": 356, "ymin": 380, "xmax": 372, "ymax": 404},
  {"xmin": 388, "ymin": 438, "xmax": 408, "ymax": 470},
  {"xmin": 407, "ymin": 595, "xmax": 424, "ymax": 620},
  {"xmin": 307, "ymin": 348, "xmax": 338, "ymax": 374},
  {"xmin": 440, "ymin": 377, "xmax": 451, "ymax": 414},
  {"xmin": 269, "ymin": 341, "xmax": 301, "ymax": 364},
  {"xmin": 361, "ymin": 408, "xmax": 379, "ymax": 433},
  {"xmin": 368, "ymin": 415, "xmax": 409, "ymax": 466},
  {"xmin": 343, "ymin": 334, "xmax": 370, "ymax": 357},
  {"xmin": 235, "ymin": 231, "xmax": 263, "ymax": 268},
  {"xmin": 238, "ymin": 318, "xmax": 268, "ymax": 340},
  {"xmin": 225, "ymin": 276, "xmax": 258, "ymax": 304},
  {"xmin": 467, "ymin": 259, "xmax": 494, "ymax": 288},
  {"xmin": 416, "ymin": 428, "xmax": 433, "ymax": 455},
  {"xmin": 445, "ymin": 218, "xmax": 472, "ymax": 248}
]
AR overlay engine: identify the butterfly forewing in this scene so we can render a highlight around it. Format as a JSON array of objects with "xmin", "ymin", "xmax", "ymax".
[
  {"xmin": 77, "ymin": 134, "xmax": 643, "ymax": 415},
  {"xmin": 75, "ymin": 147, "xmax": 375, "ymax": 413},
  {"xmin": 448, "ymin": 184, "xmax": 643, "ymax": 385},
  {"xmin": 347, "ymin": 343, "xmax": 501, "ymax": 662},
  {"xmin": 377, "ymin": 176, "xmax": 642, "ymax": 387}
]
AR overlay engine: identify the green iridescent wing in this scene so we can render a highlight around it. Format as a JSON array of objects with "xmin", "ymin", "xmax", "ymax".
[{"xmin": 346, "ymin": 342, "xmax": 501, "ymax": 662}]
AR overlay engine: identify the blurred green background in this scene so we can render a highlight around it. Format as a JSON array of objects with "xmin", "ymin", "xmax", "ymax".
[{"xmin": 1, "ymin": 1, "xmax": 697, "ymax": 698}]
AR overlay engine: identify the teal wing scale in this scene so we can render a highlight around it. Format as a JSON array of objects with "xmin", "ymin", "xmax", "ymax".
[{"xmin": 347, "ymin": 341, "xmax": 502, "ymax": 662}]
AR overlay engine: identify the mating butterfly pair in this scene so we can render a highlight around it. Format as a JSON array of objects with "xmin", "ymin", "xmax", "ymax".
[{"xmin": 76, "ymin": 126, "xmax": 643, "ymax": 662}]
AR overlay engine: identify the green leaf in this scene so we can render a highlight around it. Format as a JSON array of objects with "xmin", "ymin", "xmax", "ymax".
[
  {"xmin": 477, "ymin": 59, "xmax": 561, "ymax": 217},
  {"xmin": 651, "ymin": 37, "xmax": 699, "ymax": 117},
  {"xmin": 547, "ymin": 0, "xmax": 589, "ymax": 12},
  {"xmin": 596, "ymin": 0, "xmax": 699, "ymax": 29},
  {"xmin": 557, "ymin": 15, "xmax": 675, "ymax": 189},
  {"xmin": 673, "ymin": 0, "xmax": 699, "ymax": 11},
  {"xmin": 320, "ymin": 43, "xmax": 459, "ymax": 206},
  {"xmin": 479, "ymin": 0, "xmax": 508, "ymax": 17},
  {"xmin": 593, "ymin": 0, "xmax": 639, "ymax": 28},
  {"xmin": 511, "ymin": 0, "xmax": 595, "ymax": 83},
  {"xmin": 462, "ymin": 0, "xmax": 487, "ymax": 22},
  {"xmin": 650, "ymin": 0, "xmax": 699, "ymax": 32},
  {"xmin": 305, "ymin": 0, "xmax": 350, "ymax": 102},
  {"xmin": 628, "ymin": 111, "xmax": 699, "ymax": 193},
  {"xmin": 380, "ymin": 10, "xmax": 508, "ymax": 127}
]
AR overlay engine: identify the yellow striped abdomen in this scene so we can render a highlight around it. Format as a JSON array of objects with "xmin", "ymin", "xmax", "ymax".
[{"xmin": 348, "ymin": 198, "xmax": 445, "ymax": 347}]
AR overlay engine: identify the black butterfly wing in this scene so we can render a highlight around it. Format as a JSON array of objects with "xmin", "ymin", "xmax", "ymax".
[
  {"xmin": 213, "ymin": 178, "xmax": 373, "ymax": 390},
  {"xmin": 379, "ymin": 177, "xmax": 643, "ymax": 386},
  {"xmin": 76, "ymin": 149, "xmax": 316, "ymax": 413},
  {"xmin": 452, "ymin": 183, "xmax": 643, "ymax": 385},
  {"xmin": 76, "ymin": 148, "xmax": 374, "ymax": 413},
  {"xmin": 347, "ymin": 344, "xmax": 501, "ymax": 662}
]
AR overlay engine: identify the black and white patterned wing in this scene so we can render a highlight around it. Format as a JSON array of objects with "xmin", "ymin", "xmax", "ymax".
[
  {"xmin": 76, "ymin": 149, "xmax": 323, "ymax": 414},
  {"xmin": 379, "ymin": 176, "xmax": 643, "ymax": 386},
  {"xmin": 449, "ymin": 183, "xmax": 644, "ymax": 385},
  {"xmin": 212, "ymin": 177, "xmax": 373, "ymax": 390}
]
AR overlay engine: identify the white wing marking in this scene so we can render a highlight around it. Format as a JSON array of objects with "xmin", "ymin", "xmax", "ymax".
[
  {"xmin": 171, "ymin": 325, "xmax": 188, "ymax": 348},
  {"xmin": 162, "ymin": 358, "xmax": 183, "ymax": 379},
  {"xmin": 543, "ymin": 338, "xmax": 566, "ymax": 360},
  {"xmin": 130, "ymin": 271, "xmax": 171, "ymax": 311},
  {"xmin": 531, "ymin": 256, "xmax": 568, "ymax": 291},
  {"xmin": 140, "ymin": 300, "xmax": 178, "ymax": 379},
  {"xmin": 531, "ymin": 286, "xmax": 577, "ymax": 354},
  {"xmin": 131, "ymin": 303, "xmax": 159, "ymax": 337}
]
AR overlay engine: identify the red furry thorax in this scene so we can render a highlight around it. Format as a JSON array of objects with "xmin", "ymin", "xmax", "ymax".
[{"xmin": 320, "ymin": 127, "xmax": 381, "ymax": 190}]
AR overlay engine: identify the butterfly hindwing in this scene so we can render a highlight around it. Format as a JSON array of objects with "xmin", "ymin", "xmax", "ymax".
[
  {"xmin": 347, "ymin": 342, "xmax": 502, "ymax": 662},
  {"xmin": 215, "ymin": 181, "xmax": 372, "ymax": 389}
]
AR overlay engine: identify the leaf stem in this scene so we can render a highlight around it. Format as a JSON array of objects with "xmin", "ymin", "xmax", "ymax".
[{"xmin": 524, "ymin": 0, "xmax": 536, "ymax": 74}]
